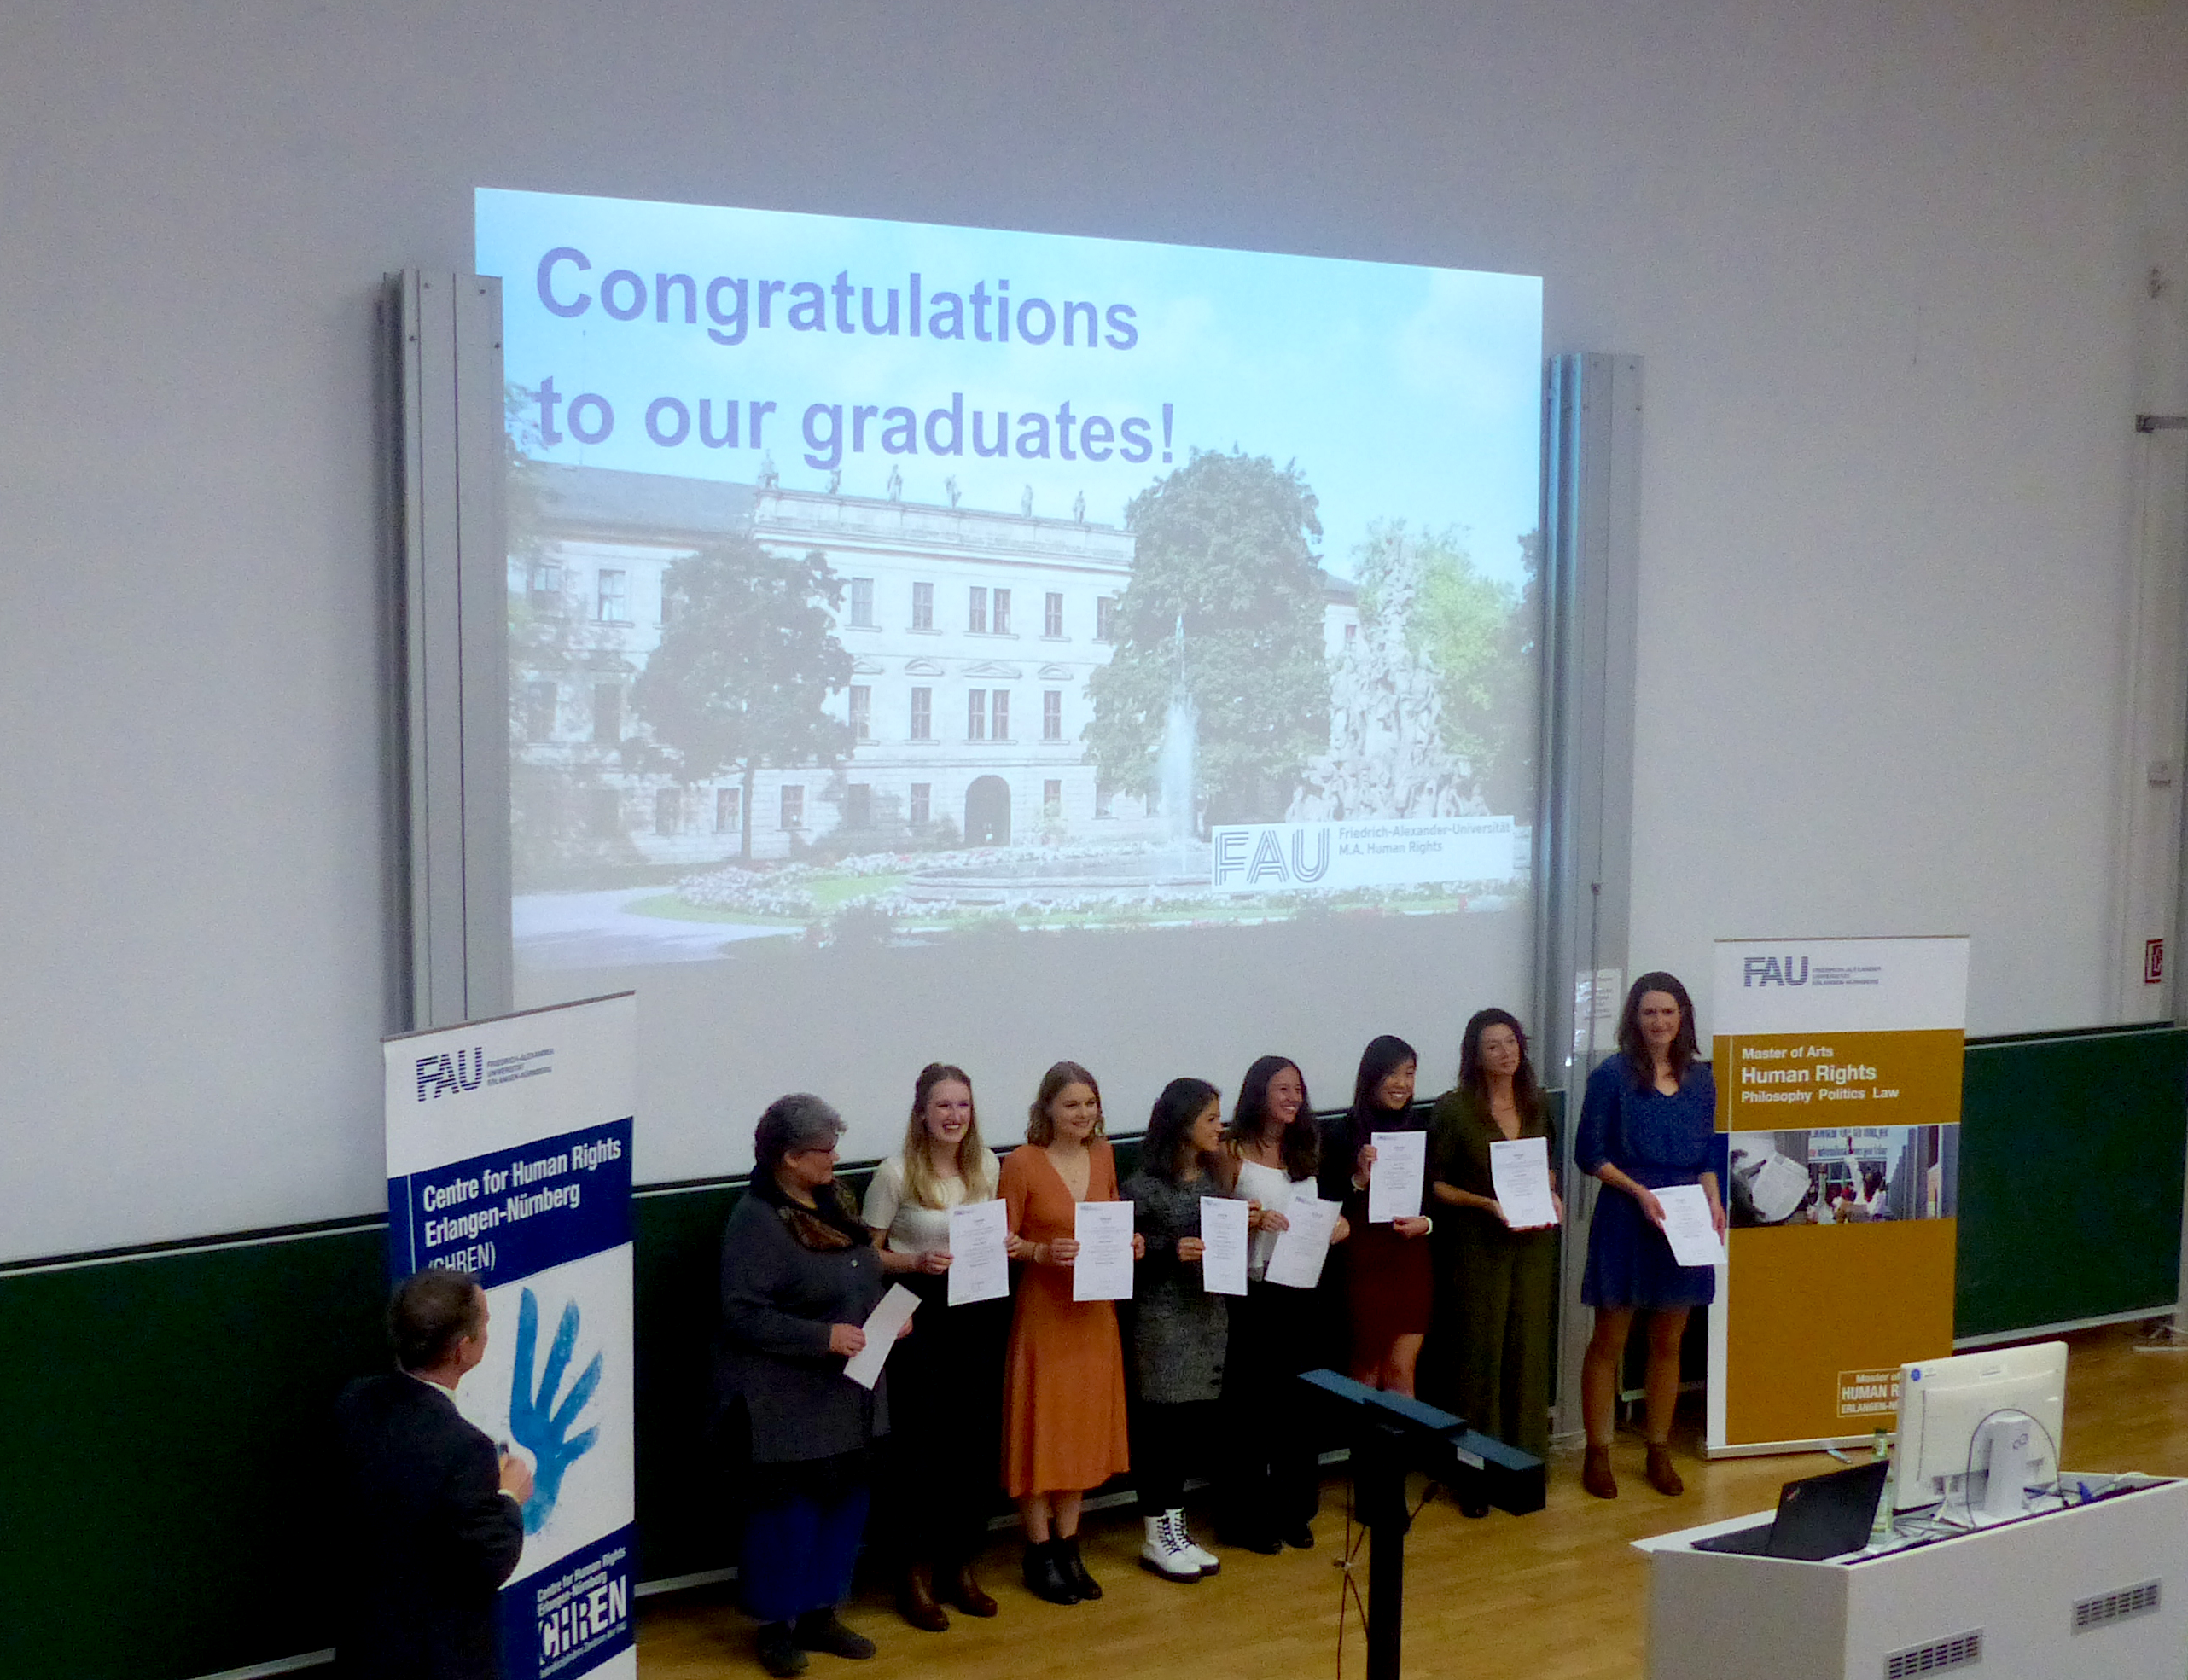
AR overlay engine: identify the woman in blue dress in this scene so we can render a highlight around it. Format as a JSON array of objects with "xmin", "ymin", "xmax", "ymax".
[{"xmin": 1575, "ymin": 972, "xmax": 1725, "ymax": 1501}]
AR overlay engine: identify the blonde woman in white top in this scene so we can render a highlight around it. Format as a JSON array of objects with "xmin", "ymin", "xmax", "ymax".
[
  {"xmin": 1217, "ymin": 1055, "xmax": 1350, "ymax": 1552},
  {"xmin": 861, "ymin": 1063, "xmax": 1007, "ymax": 1631}
]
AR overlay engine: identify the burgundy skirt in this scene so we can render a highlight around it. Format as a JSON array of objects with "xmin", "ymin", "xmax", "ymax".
[{"xmin": 1347, "ymin": 1220, "xmax": 1434, "ymax": 1368}]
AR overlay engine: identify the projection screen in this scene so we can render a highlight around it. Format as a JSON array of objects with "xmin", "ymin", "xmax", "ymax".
[{"xmin": 479, "ymin": 188, "xmax": 1544, "ymax": 1174}]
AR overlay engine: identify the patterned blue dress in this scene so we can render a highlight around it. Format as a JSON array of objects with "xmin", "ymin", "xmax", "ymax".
[{"xmin": 1575, "ymin": 1054, "xmax": 1724, "ymax": 1310}]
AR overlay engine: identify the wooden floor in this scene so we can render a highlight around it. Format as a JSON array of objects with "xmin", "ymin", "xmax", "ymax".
[{"xmin": 638, "ymin": 1324, "xmax": 2188, "ymax": 1679}]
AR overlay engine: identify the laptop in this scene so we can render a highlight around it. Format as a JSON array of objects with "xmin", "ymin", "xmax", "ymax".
[{"xmin": 1689, "ymin": 1458, "xmax": 1890, "ymax": 1561}]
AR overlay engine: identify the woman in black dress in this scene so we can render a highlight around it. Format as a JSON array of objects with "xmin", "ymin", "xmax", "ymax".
[
  {"xmin": 860, "ymin": 1063, "xmax": 1008, "ymax": 1631},
  {"xmin": 1320, "ymin": 1035, "xmax": 1434, "ymax": 1396},
  {"xmin": 1216, "ymin": 1055, "xmax": 1349, "ymax": 1552}
]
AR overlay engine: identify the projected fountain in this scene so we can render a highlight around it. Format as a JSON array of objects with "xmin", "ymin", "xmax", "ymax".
[{"xmin": 899, "ymin": 616, "xmax": 1209, "ymax": 912}]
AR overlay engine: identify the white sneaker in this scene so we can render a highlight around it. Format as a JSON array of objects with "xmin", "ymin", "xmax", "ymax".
[
  {"xmin": 1167, "ymin": 1509, "xmax": 1220, "ymax": 1575},
  {"xmin": 1139, "ymin": 1514, "xmax": 1202, "ymax": 1582}
]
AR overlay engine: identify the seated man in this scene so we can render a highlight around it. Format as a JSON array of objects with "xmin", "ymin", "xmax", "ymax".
[{"xmin": 336, "ymin": 1268, "xmax": 532, "ymax": 1680}]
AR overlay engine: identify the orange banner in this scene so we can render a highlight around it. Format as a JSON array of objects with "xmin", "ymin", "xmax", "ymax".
[
  {"xmin": 1722, "ymin": 1219, "xmax": 1958, "ymax": 1447},
  {"xmin": 1712, "ymin": 1029, "xmax": 1964, "ymax": 1131}
]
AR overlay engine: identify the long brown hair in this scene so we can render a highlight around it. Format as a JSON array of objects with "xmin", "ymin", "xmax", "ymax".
[
  {"xmin": 1026, "ymin": 1060, "xmax": 1104, "ymax": 1145},
  {"xmin": 1458, "ymin": 1008, "xmax": 1542, "ymax": 1124},
  {"xmin": 900, "ymin": 1061, "xmax": 995, "ymax": 1207},
  {"xmin": 1617, "ymin": 971, "xmax": 1699, "ymax": 1086}
]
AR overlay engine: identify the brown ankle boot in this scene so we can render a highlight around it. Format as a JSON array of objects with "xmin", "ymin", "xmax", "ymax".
[
  {"xmin": 896, "ymin": 1562, "xmax": 949, "ymax": 1631},
  {"xmin": 1645, "ymin": 1444, "xmax": 1685, "ymax": 1496},
  {"xmin": 1581, "ymin": 1445, "xmax": 1619, "ymax": 1499},
  {"xmin": 944, "ymin": 1561, "xmax": 997, "ymax": 1618}
]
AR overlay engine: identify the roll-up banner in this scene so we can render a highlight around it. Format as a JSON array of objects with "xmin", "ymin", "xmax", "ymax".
[
  {"xmin": 383, "ymin": 993, "xmax": 637, "ymax": 1680},
  {"xmin": 1706, "ymin": 939, "xmax": 1968, "ymax": 1455}
]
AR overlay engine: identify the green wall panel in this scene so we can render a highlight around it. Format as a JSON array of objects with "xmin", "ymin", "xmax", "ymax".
[
  {"xmin": 0, "ymin": 1226, "xmax": 386, "ymax": 1680},
  {"xmin": 1955, "ymin": 1025, "xmax": 2188, "ymax": 1340}
]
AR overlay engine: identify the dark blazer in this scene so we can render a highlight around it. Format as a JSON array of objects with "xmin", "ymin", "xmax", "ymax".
[
  {"xmin": 335, "ymin": 1372, "xmax": 525, "ymax": 1680},
  {"xmin": 718, "ymin": 1188, "xmax": 890, "ymax": 1465}
]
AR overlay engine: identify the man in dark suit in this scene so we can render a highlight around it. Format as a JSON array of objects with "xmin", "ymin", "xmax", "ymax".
[{"xmin": 335, "ymin": 1268, "xmax": 533, "ymax": 1680}]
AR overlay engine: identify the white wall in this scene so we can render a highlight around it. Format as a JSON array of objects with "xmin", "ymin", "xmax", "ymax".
[{"xmin": 3, "ymin": 0, "xmax": 2183, "ymax": 1261}]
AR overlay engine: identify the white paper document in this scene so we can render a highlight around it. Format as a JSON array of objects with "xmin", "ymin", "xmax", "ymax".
[
  {"xmin": 1487, "ymin": 1136, "xmax": 1559, "ymax": 1229},
  {"xmin": 1366, "ymin": 1128, "xmax": 1428, "ymax": 1224},
  {"xmin": 1072, "ymin": 1200, "xmax": 1136, "ymax": 1301},
  {"xmin": 1264, "ymin": 1195, "xmax": 1341, "ymax": 1289},
  {"xmin": 842, "ymin": 1282, "xmax": 919, "ymax": 1389},
  {"xmin": 1198, "ymin": 1195, "xmax": 1249, "ymax": 1296},
  {"xmin": 946, "ymin": 1197, "xmax": 1010, "ymax": 1306},
  {"xmin": 1655, "ymin": 1184, "xmax": 1725, "ymax": 1269}
]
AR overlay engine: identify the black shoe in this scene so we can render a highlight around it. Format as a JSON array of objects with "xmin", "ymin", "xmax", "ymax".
[
  {"xmin": 1022, "ymin": 1539, "xmax": 1080, "ymax": 1605},
  {"xmin": 756, "ymin": 1622, "xmax": 808, "ymax": 1677},
  {"xmin": 1459, "ymin": 1494, "xmax": 1491, "ymax": 1519},
  {"xmin": 1282, "ymin": 1524, "xmax": 1315, "ymax": 1549},
  {"xmin": 1220, "ymin": 1526, "xmax": 1283, "ymax": 1555},
  {"xmin": 1057, "ymin": 1533, "xmax": 1103, "ymax": 1601},
  {"xmin": 792, "ymin": 1610, "xmax": 875, "ymax": 1660}
]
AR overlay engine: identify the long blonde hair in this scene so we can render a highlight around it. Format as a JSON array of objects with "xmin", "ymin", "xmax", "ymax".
[{"xmin": 900, "ymin": 1062, "xmax": 996, "ymax": 1207}]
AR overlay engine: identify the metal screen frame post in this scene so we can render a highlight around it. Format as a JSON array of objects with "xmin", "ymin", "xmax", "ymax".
[
  {"xmin": 390, "ymin": 270, "xmax": 513, "ymax": 1031},
  {"xmin": 1534, "ymin": 352, "xmax": 1644, "ymax": 1444}
]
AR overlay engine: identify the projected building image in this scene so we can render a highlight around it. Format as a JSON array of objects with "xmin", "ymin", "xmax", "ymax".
[{"xmin": 510, "ymin": 462, "xmax": 1390, "ymax": 962}]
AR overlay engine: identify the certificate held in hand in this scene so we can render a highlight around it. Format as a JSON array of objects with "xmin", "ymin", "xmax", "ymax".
[
  {"xmin": 946, "ymin": 1197, "xmax": 1010, "ymax": 1306},
  {"xmin": 1365, "ymin": 1129, "xmax": 1428, "ymax": 1224},
  {"xmin": 1265, "ymin": 1195, "xmax": 1341, "ymax": 1290},
  {"xmin": 1654, "ymin": 1183, "xmax": 1725, "ymax": 1269},
  {"xmin": 842, "ymin": 1282, "xmax": 919, "ymax": 1390},
  {"xmin": 1487, "ymin": 1136, "xmax": 1559, "ymax": 1229},
  {"xmin": 1071, "ymin": 1200, "xmax": 1135, "ymax": 1301},
  {"xmin": 1198, "ymin": 1196, "xmax": 1249, "ymax": 1296}
]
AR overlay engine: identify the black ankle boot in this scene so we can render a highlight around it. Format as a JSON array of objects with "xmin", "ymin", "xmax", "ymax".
[
  {"xmin": 792, "ymin": 1608, "xmax": 874, "ymax": 1660},
  {"xmin": 755, "ymin": 1622, "xmax": 807, "ymax": 1677},
  {"xmin": 1022, "ymin": 1538, "xmax": 1079, "ymax": 1605},
  {"xmin": 1058, "ymin": 1533, "xmax": 1103, "ymax": 1601}
]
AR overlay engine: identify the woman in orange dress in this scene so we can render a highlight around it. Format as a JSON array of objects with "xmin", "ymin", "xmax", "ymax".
[{"xmin": 999, "ymin": 1060, "xmax": 1142, "ymax": 1606}]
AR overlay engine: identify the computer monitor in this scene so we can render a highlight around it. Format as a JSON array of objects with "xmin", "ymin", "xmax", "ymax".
[{"xmin": 1889, "ymin": 1340, "xmax": 2067, "ymax": 1520}]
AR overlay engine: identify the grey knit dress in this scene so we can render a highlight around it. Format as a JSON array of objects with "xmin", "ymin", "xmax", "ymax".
[{"xmin": 1121, "ymin": 1171, "xmax": 1229, "ymax": 1403}]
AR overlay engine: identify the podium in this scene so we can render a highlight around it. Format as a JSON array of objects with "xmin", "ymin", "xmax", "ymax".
[
  {"xmin": 1633, "ymin": 1477, "xmax": 2188, "ymax": 1680},
  {"xmin": 1298, "ymin": 1371, "xmax": 1544, "ymax": 1680}
]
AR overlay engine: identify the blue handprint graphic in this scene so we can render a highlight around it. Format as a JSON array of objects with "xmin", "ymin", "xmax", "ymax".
[{"xmin": 508, "ymin": 1287, "xmax": 603, "ymax": 1536}]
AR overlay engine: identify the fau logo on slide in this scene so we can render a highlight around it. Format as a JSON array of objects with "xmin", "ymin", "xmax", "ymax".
[
  {"xmin": 416, "ymin": 1047, "xmax": 486, "ymax": 1102},
  {"xmin": 1742, "ymin": 956, "xmax": 1809, "ymax": 988}
]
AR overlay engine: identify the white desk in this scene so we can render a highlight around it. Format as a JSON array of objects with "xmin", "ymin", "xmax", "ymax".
[{"xmin": 1633, "ymin": 1477, "xmax": 2188, "ymax": 1680}]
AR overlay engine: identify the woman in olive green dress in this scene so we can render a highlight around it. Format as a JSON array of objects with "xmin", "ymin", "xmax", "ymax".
[{"xmin": 1429, "ymin": 1009, "xmax": 1561, "ymax": 1492}]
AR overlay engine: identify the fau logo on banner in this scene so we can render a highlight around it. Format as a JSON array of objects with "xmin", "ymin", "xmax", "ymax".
[
  {"xmin": 417, "ymin": 1047, "xmax": 486, "ymax": 1100},
  {"xmin": 1742, "ymin": 955, "xmax": 1810, "ymax": 988}
]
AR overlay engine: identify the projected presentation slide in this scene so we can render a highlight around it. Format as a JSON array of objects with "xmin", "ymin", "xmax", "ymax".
[{"xmin": 481, "ymin": 189, "xmax": 1542, "ymax": 974}]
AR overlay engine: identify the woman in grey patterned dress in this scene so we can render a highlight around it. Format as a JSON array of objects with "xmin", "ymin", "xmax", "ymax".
[{"xmin": 1122, "ymin": 1077, "xmax": 1231, "ymax": 1583}]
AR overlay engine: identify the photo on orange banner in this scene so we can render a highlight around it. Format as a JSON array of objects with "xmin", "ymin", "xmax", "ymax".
[{"xmin": 1722, "ymin": 1219, "xmax": 1958, "ymax": 1449}]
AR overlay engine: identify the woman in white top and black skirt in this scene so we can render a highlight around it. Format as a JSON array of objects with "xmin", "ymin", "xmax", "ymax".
[
  {"xmin": 861, "ymin": 1063, "xmax": 1009, "ymax": 1631},
  {"xmin": 1215, "ymin": 1055, "xmax": 1350, "ymax": 1552}
]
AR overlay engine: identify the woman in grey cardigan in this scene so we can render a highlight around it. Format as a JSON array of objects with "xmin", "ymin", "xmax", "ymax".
[
  {"xmin": 1121, "ymin": 1077, "xmax": 1231, "ymax": 1584},
  {"xmin": 719, "ymin": 1094, "xmax": 899, "ymax": 1677}
]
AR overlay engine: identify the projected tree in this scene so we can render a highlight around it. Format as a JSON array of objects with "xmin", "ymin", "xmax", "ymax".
[
  {"xmin": 1085, "ymin": 449, "xmax": 1331, "ymax": 827},
  {"xmin": 632, "ymin": 536, "xmax": 853, "ymax": 860},
  {"xmin": 1406, "ymin": 526, "xmax": 1537, "ymax": 815}
]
